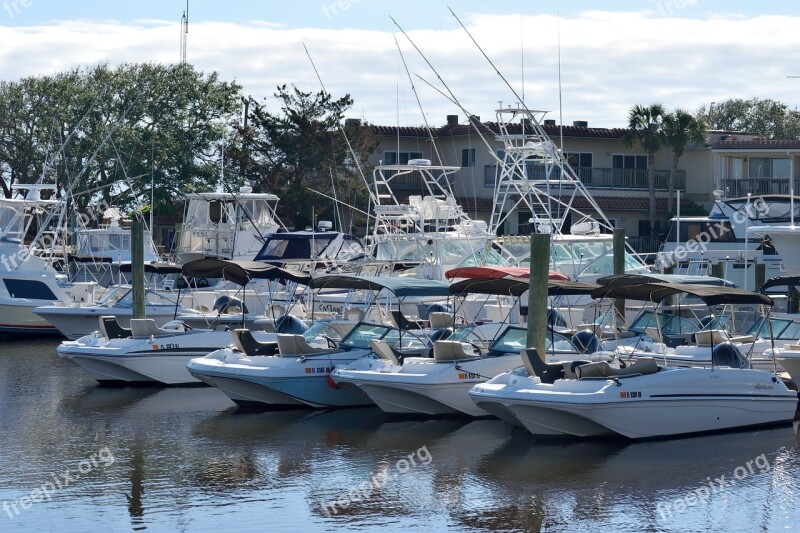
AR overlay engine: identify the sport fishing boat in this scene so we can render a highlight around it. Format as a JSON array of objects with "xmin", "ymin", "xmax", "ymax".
[
  {"xmin": 469, "ymin": 282, "xmax": 797, "ymax": 439},
  {"xmin": 0, "ymin": 184, "xmax": 72, "ymax": 336},
  {"xmin": 186, "ymin": 275, "xmax": 453, "ymax": 408},
  {"xmin": 175, "ymin": 186, "xmax": 283, "ymax": 263},
  {"xmin": 330, "ymin": 277, "xmax": 604, "ymax": 417}
]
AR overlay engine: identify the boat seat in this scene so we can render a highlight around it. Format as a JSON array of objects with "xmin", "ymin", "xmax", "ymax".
[
  {"xmin": 522, "ymin": 348, "xmax": 564, "ymax": 384},
  {"xmin": 433, "ymin": 340, "xmax": 477, "ymax": 362},
  {"xmin": 694, "ymin": 329, "xmax": 729, "ymax": 346},
  {"xmin": 562, "ymin": 360, "xmax": 591, "ymax": 379},
  {"xmin": 644, "ymin": 327, "xmax": 663, "ymax": 343},
  {"xmin": 99, "ymin": 315, "xmax": 131, "ymax": 339},
  {"xmin": 130, "ymin": 319, "xmax": 171, "ymax": 338},
  {"xmin": 369, "ymin": 339, "xmax": 399, "ymax": 365},
  {"xmin": 428, "ymin": 312, "xmax": 455, "ymax": 329},
  {"xmin": 390, "ymin": 310, "xmax": 425, "ymax": 331},
  {"xmin": 232, "ymin": 329, "xmax": 279, "ymax": 357},
  {"xmin": 576, "ymin": 357, "xmax": 659, "ymax": 379},
  {"xmin": 276, "ymin": 334, "xmax": 339, "ymax": 356},
  {"xmin": 344, "ymin": 308, "xmax": 364, "ymax": 322},
  {"xmin": 729, "ymin": 334, "xmax": 756, "ymax": 344}
]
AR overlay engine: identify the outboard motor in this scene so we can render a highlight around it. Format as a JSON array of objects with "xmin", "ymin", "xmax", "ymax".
[
  {"xmin": 212, "ymin": 296, "xmax": 249, "ymax": 315},
  {"xmin": 274, "ymin": 313, "xmax": 307, "ymax": 334},
  {"xmin": 572, "ymin": 329, "xmax": 600, "ymax": 355},
  {"xmin": 699, "ymin": 315, "xmax": 715, "ymax": 330},
  {"xmin": 547, "ymin": 308, "xmax": 568, "ymax": 328},
  {"xmin": 424, "ymin": 303, "xmax": 452, "ymax": 319},
  {"xmin": 711, "ymin": 342, "xmax": 745, "ymax": 368}
]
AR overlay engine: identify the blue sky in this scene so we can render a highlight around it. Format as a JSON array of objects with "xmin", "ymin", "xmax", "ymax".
[
  {"xmin": 3, "ymin": 1, "xmax": 798, "ymax": 28},
  {"xmin": 2, "ymin": 1, "xmax": 800, "ymax": 127}
]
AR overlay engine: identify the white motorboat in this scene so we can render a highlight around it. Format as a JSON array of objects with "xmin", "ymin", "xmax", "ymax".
[
  {"xmin": 187, "ymin": 275, "xmax": 453, "ymax": 408},
  {"xmin": 57, "ymin": 317, "xmax": 261, "ymax": 385},
  {"xmin": 469, "ymin": 350, "xmax": 797, "ymax": 439},
  {"xmin": 0, "ymin": 184, "xmax": 72, "ymax": 336},
  {"xmin": 188, "ymin": 320, "xmax": 429, "ymax": 408},
  {"xmin": 470, "ymin": 281, "xmax": 798, "ymax": 439},
  {"xmin": 331, "ymin": 277, "xmax": 604, "ymax": 417}
]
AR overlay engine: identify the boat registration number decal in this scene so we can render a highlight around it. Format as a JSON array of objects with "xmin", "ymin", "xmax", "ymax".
[
  {"xmin": 620, "ymin": 391, "xmax": 642, "ymax": 398},
  {"xmin": 152, "ymin": 344, "xmax": 180, "ymax": 350},
  {"xmin": 458, "ymin": 372, "xmax": 481, "ymax": 380},
  {"xmin": 305, "ymin": 366, "xmax": 335, "ymax": 374}
]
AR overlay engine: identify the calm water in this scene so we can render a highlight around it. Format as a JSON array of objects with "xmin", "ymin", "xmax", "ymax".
[{"xmin": 0, "ymin": 338, "xmax": 799, "ymax": 532}]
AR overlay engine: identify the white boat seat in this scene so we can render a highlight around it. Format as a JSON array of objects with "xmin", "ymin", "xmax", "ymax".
[
  {"xmin": 783, "ymin": 344, "xmax": 800, "ymax": 352},
  {"xmin": 130, "ymin": 319, "xmax": 170, "ymax": 338},
  {"xmin": 729, "ymin": 334, "xmax": 755, "ymax": 344},
  {"xmin": 232, "ymin": 329, "xmax": 278, "ymax": 357},
  {"xmin": 99, "ymin": 315, "xmax": 131, "ymax": 339},
  {"xmin": 576, "ymin": 357, "xmax": 658, "ymax": 379},
  {"xmin": 433, "ymin": 340, "xmax": 476, "ymax": 362},
  {"xmin": 694, "ymin": 329, "xmax": 729, "ymax": 346},
  {"xmin": 276, "ymin": 334, "xmax": 340, "ymax": 356},
  {"xmin": 428, "ymin": 312, "xmax": 455, "ymax": 329},
  {"xmin": 369, "ymin": 339, "xmax": 399, "ymax": 365}
]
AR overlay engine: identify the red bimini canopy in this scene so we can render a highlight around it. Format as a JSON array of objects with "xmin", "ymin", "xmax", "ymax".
[{"xmin": 445, "ymin": 266, "xmax": 569, "ymax": 281}]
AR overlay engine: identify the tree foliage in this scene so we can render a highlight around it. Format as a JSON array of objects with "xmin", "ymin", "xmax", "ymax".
[
  {"xmin": 228, "ymin": 85, "xmax": 377, "ymax": 231},
  {"xmin": 0, "ymin": 63, "xmax": 242, "ymax": 216},
  {"xmin": 622, "ymin": 103, "xmax": 666, "ymax": 236},
  {"xmin": 662, "ymin": 109, "xmax": 706, "ymax": 213},
  {"xmin": 696, "ymin": 98, "xmax": 800, "ymax": 139}
]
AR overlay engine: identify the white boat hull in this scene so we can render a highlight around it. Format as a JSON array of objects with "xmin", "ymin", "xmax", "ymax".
[
  {"xmin": 35, "ymin": 306, "xmax": 186, "ymax": 340},
  {"xmin": 470, "ymin": 366, "xmax": 798, "ymax": 439},
  {"xmin": 187, "ymin": 348, "xmax": 374, "ymax": 408}
]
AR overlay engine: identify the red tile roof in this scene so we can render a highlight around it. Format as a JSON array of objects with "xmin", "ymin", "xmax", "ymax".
[
  {"xmin": 712, "ymin": 139, "xmax": 800, "ymax": 150},
  {"xmin": 371, "ymin": 122, "xmax": 628, "ymax": 140}
]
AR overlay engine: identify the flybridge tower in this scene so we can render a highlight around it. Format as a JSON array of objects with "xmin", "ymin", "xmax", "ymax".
[{"xmin": 488, "ymin": 105, "xmax": 615, "ymax": 237}]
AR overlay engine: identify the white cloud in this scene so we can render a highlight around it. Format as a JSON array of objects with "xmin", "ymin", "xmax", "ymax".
[{"xmin": 1, "ymin": 11, "xmax": 799, "ymax": 129}]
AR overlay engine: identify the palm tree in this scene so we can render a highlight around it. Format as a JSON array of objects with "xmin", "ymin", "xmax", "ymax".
[
  {"xmin": 663, "ymin": 109, "xmax": 707, "ymax": 214},
  {"xmin": 622, "ymin": 103, "xmax": 666, "ymax": 236}
]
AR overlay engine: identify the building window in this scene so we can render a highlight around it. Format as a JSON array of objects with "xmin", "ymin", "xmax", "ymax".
[
  {"xmin": 748, "ymin": 157, "xmax": 771, "ymax": 178},
  {"xmin": 383, "ymin": 151, "xmax": 423, "ymax": 165},
  {"xmin": 3, "ymin": 279, "xmax": 58, "ymax": 300},
  {"xmin": 613, "ymin": 154, "xmax": 647, "ymax": 171},
  {"xmin": 461, "ymin": 148, "xmax": 476, "ymax": 167},
  {"xmin": 564, "ymin": 152, "xmax": 593, "ymax": 169}
]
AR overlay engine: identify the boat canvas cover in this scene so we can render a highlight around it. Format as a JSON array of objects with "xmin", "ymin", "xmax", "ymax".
[
  {"xmin": 118, "ymin": 263, "xmax": 183, "ymax": 275},
  {"xmin": 597, "ymin": 273, "xmax": 734, "ymax": 287},
  {"xmin": 761, "ymin": 276, "xmax": 800, "ymax": 292},
  {"xmin": 449, "ymin": 278, "xmax": 599, "ymax": 297},
  {"xmin": 181, "ymin": 258, "xmax": 312, "ymax": 286},
  {"xmin": 310, "ymin": 275, "xmax": 451, "ymax": 297},
  {"xmin": 254, "ymin": 231, "xmax": 363, "ymax": 261},
  {"xmin": 591, "ymin": 282, "xmax": 773, "ymax": 306}
]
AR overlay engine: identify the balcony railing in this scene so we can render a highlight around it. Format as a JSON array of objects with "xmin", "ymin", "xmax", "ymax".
[
  {"xmin": 484, "ymin": 165, "xmax": 685, "ymax": 191},
  {"xmin": 718, "ymin": 178, "xmax": 800, "ymax": 197}
]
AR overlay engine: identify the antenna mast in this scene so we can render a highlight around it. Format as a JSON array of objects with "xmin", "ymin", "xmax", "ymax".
[{"xmin": 180, "ymin": 1, "xmax": 188, "ymax": 64}]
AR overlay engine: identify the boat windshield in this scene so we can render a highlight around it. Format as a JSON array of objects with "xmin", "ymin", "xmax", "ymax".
[
  {"xmin": 747, "ymin": 317, "xmax": 800, "ymax": 340},
  {"xmin": 629, "ymin": 310, "xmax": 698, "ymax": 335},
  {"xmin": 375, "ymin": 238, "xmax": 498, "ymax": 265},
  {"xmin": 339, "ymin": 323, "xmax": 394, "ymax": 349},
  {"xmin": 505, "ymin": 239, "xmax": 644, "ymax": 276},
  {"xmin": 114, "ymin": 289, "xmax": 180, "ymax": 308},
  {"xmin": 302, "ymin": 319, "xmax": 344, "ymax": 343},
  {"xmin": 488, "ymin": 326, "xmax": 575, "ymax": 354}
]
